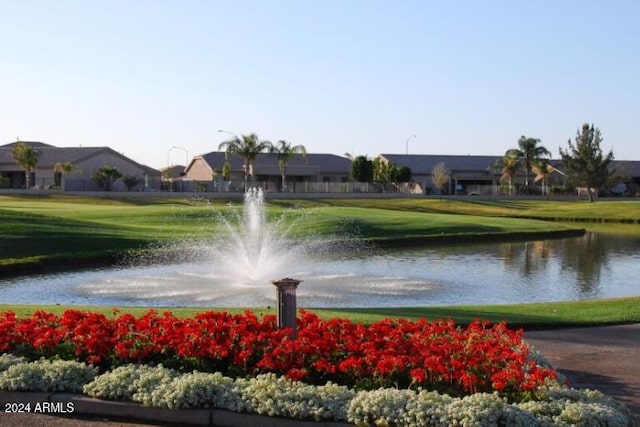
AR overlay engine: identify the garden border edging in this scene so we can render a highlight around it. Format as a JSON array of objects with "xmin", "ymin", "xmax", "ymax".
[{"xmin": 0, "ymin": 391, "xmax": 350, "ymax": 426}]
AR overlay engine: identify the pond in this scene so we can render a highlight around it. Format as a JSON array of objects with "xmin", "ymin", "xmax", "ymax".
[{"xmin": 1, "ymin": 231, "xmax": 638, "ymax": 308}]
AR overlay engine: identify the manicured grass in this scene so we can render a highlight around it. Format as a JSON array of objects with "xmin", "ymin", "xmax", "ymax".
[
  {"xmin": 285, "ymin": 205, "xmax": 575, "ymax": 240},
  {"xmin": 1, "ymin": 194, "xmax": 588, "ymax": 273},
  {"xmin": 0, "ymin": 195, "xmax": 233, "ymax": 269},
  {"xmin": 2, "ymin": 296, "xmax": 639, "ymax": 329},
  {"xmin": 271, "ymin": 198, "xmax": 640, "ymax": 222}
]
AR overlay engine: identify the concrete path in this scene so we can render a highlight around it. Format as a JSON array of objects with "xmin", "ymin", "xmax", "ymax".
[{"xmin": 525, "ymin": 323, "xmax": 640, "ymax": 424}]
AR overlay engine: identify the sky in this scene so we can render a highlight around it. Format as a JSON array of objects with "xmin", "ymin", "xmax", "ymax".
[{"xmin": 1, "ymin": 0, "xmax": 639, "ymax": 169}]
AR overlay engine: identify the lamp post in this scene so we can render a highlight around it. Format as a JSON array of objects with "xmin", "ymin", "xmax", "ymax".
[
  {"xmin": 218, "ymin": 129, "xmax": 238, "ymax": 139},
  {"xmin": 405, "ymin": 134, "xmax": 417, "ymax": 155},
  {"xmin": 167, "ymin": 146, "xmax": 189, "ymax": 166}
]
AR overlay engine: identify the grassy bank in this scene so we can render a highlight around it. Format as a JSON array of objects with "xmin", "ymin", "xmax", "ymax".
[
  {"xmin": 0, "ymin": 194, "xmax": 599, "ymax": 274},
  {"xmin": 2, "ymin": 297, "xmax": 639, "ymax": 330},
  {"xmin": 274, "ymin": 198, "xmax": 640, "ymax": 223}
]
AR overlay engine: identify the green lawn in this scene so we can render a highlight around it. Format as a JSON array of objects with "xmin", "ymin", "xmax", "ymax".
[
  {"xmin": 271, "ymin": 198, "xmax": 640, "ymax": 222},
  {"xmin": 2, "ymin": 296, "xmax": 639, "ymax": 330},
  {"xmin": 1, "ymin": 194, "xmax": 639, "ymax": 328},
  {"xmin": 1, "ymin": 194, "xmax": 594, "ymax": 273}
]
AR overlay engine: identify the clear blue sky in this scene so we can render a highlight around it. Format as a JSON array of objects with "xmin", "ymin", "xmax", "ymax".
[{"xmin": 1, "ymin": 0, "xmax": 638, "ymax": 169}]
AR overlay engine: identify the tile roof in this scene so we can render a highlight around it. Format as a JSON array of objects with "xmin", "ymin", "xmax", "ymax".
[
  {"xmin": 612, "ymin": 160, "xmax": 640, "ymax": 177},
  {"xmin": 194, "ymin": 151, "xmax": 351, "ymax": 175},
  {"xmin": 380, "ymin": 154, "xmax": 503, "ymax": 174},
  {"xmin": 0, "ymin": 142, "xmax": 160, "ymax": 175}
]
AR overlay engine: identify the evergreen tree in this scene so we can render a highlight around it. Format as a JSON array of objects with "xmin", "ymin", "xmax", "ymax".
[
  {"xmin": 559, "ymin": 123, "xmax": 614, "ymax": 202},
  {"xmin": 350, "ymin": 156, "xmax": 373, "ymax": 182}
]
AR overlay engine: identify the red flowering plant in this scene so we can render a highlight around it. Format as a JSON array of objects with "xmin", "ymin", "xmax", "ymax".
[{"xmin": 0, "ymin": 309, "xmax": 557, "ymax": 400}]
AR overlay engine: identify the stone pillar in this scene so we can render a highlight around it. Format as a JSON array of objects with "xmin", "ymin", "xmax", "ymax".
[{"xmin": 271, "ymin": 278, "xmax": 302, "ymax": 337}]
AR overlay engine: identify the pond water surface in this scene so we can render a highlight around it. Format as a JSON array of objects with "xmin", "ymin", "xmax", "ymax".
[{"xmin": 0, "ymin": 232, "xmax": 638, "ymax": 308}]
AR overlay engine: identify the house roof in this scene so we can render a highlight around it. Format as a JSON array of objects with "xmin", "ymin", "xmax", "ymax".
[
  {"xmin": 161, "ymin": 165, "xmax": 187, "ymax": 178},
  {"xmin": 191, "ymin": 151, "xmax": 351, "ymax": 176},
  {"xmin": 0, "ymin": 141, "xmax": 55, "ymax": 149},
  {"xmin": 380, "ymin": 154, "xmax": 503, "ymax": 174},
  {"xmin": 611, "ymin": 160, "xmax": 640, "ymax": 178},
  {"xmin": 380, "ymin": 154, "xmax": 570, "ymax": 175},
  {"xmin": 1, "ymin": 141, "xmax": 161, "ymax": 176}
]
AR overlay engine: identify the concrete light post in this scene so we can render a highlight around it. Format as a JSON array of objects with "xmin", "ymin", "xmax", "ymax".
[{"xmin": 271, "ymin": 278, "xmax": 302, "ymax": 337}]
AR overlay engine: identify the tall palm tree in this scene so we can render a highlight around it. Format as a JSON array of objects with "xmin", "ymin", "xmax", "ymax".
[
  {"xmin": 218, "ymin": 133, "xmax": 272, "ymax": 189},
  {"xmin": 11, "ymin": 143, "xmax": 40, "ymax": 189},
  {"xmin": 514, "ymin": 136, "xmax": 551, "ymax": 188},
  {"xmin": 269, "ymin": 140, "xmax": 306, "ymax": 191},
  {"xmin": 532, "ymin": 158, "xmax": 552, "ymax": 196},
  {"xmin": 494, "ymin": 150, "xmax": 520, "ymax": 196}
]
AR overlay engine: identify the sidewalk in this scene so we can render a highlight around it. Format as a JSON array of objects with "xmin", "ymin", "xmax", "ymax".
[
  {"xmin": 1, "ymin": 324, "xmax": 638, "ymax": 426},
  {"xmin": 524, "ymin": 323, "xmax": 640, "ymax": 423}
]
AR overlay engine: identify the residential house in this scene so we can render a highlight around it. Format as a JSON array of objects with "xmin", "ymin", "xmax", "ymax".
[
  {"xmin": 380, "ymin": 154, "xmax": 640, "ymax": 196},
  {"xmin": 609, "ymin": 160, "xmax": 640, "ymax": 196},
  {"xmin": 0, "ymin": 141, "xmax": 161, "ymax": 191},
  {"xmin": 379, "ymin": 154, "xmax": 570, "ymax": 195},
  {"xmin": 181, "ymin": 151, "xmax": 352, "ymax": 192},
  {"xmin": 379, "ymin": 154, "xmax": 501, "ymax": 195}
]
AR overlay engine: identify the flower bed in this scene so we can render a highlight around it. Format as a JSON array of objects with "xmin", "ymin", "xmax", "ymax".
[
  {"xmin": 0, "ymin": 356, "xmax": 632, "ymax": 426},
  {"xmin": 0, "ymin": 309, "xmax": 634, "ymax": 425},
  {"xmin": 1, "ymin": 309, "xmax": 555, "ymax": 397}
]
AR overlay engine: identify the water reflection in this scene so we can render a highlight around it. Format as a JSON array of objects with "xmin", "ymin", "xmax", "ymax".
[
  {"xmin": 0, "ymin": 231, "xmax": 638, "ymax": 307},
  {"xmin": 497, "ymin": 231, "xmax": 639, "ymax": 297},
  {"xmin": 499, "ymin": 240, "xmax": 552, "ymax": 278},
  {"xmin": 560, "ymin": 233, "xmax": 608, "ymax": 293}
]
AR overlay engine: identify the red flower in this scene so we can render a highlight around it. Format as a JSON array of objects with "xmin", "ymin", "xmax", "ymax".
[{"xmin": 0, "ymin": 309, "xmax": 557, "ymax": 397}]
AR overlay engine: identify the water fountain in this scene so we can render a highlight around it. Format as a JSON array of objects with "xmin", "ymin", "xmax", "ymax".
[
  {"xmin": 1, "ymin": 190, "xmax": 638, "ymax": 308},
  {"xmin": 216, "ymin": 187, "xmax": 302, "ymax": 285}
]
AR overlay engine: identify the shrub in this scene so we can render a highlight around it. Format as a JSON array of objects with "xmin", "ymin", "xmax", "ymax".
[{"xmin": 0, "ymin": 358, "xmax": 97, "ymax": 392}]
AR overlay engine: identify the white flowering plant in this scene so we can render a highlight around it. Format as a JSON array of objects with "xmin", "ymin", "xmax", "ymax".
[
  {"xmin": 1, "ymin": 357, "xmax": 632, "ymax": 426},
  {"xmin": 0, "ymin": 357, "xmax": 97, "ymax": 392}
]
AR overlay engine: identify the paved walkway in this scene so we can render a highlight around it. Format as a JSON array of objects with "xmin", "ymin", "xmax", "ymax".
[
  {"xmin": 524, "ymin": 323, "xmax": 640, "ymax": 423},
  {"xmin": 1, "ymin": 324, "xmax": 638, "ymax": 426}
]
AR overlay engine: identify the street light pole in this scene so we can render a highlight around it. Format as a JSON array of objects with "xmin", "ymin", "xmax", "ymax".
[
  {"xmin": 218, "ymin": 129, "xmax": 238, "ymax": 139},
  {"xmin": 172, "ymin": 146, "xmax": 189, "ymax": 166},
  {"xmin": 405, "ymin": 134, "xmax": 417, "ymax": 155}
]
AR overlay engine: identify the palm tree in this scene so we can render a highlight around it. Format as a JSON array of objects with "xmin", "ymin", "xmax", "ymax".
[
  {"xmin": 53, "ymin": 161, "xmax": 79, "ymax": 187},
  {"xmin": 514, "ymin": 136, "xmax": 551, "ymax": 189},
  {"xmin": 494, "ymin": 150, "xmax": 520, "ymax": 196},
  {"xmin": 269, "ymin": 140, "xmax": 307, "ymax": 191},
  {"xmin": 218, "ymin": 133, "xmax": 273, "ymax": 190},
  {"xmin": 532, "ymin": 158, "xmax": 552, "ymax": 196},
  {"xmin": 91, "ymin": 165, "xmax": 122, "ymax": 191},
  {"xmin": 11, "ymin": 143, "xmax": 40, "ymax": 189}
]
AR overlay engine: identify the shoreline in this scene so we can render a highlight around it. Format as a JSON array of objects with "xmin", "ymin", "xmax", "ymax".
[{"xmin": 0, "ymin": 228, "xmax": 585, "ymax": 280}]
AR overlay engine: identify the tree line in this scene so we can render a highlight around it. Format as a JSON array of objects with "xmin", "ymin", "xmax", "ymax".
[
  {"xmin": 430, "ymin": 123, "xmax": 615, "ymax": 202},
  {"xmin": 7, "ymin": 122, "xmax": 618, "ymax": 200}
]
